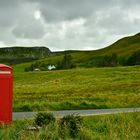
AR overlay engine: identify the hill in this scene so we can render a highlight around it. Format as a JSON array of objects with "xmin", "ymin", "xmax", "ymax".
[
  {"xmin": 0, "ymin": 46, "xmax": 52, "ymax": 65},
  {"xmin": 96, "ymin": 32, "xmax": 140, "ymax": 56},
  {"xmin": 16, "ymin": 32, "xmax": 140, "ymax": 71},
  {"xmin": 73, "ymin": 32, "xmax": 140, "ymax": 67},
  {"xmin": 1, "ymin": 32, "xmax": 140, "ymax": 70}
]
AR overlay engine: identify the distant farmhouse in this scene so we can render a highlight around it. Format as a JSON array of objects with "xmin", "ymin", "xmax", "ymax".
[
  {"xmin": 34, "ymin": 68, "xmax": 40, "ymax": 71},
  {"xmin": 48, "ymin": 65, "xmax": 56, "ymax": 70}
]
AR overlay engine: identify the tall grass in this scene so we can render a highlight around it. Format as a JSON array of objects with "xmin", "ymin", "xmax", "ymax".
[
  {"xmin": 0, "ymin": 112, "xmax": 140, "ymax": 140},
  {"xmin": 84, "ymin": 112, "xmax": 140, "ymax": 139},
  {"xmin": 13, "ymin": 66, "xmax": 140, "ymax": 111}
]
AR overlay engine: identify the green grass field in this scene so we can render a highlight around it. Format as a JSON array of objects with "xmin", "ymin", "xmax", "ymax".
[
  {"xmin": 1, "ymin": 112, "xmax": 140, "ymax": 140},
  {"xmin": 84, "ymin": 112, "xmax": 140, "ymax": 139},
  {"xmin": 13, "ymin": 66, "xmax": 140, "ymax": 111}
]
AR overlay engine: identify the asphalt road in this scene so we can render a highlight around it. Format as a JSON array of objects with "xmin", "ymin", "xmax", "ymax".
[{"xmin": 13, "ymin": 108, "xmax": 140, "ymax": 120}]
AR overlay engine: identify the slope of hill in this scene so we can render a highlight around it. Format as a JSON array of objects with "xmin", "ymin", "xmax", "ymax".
[
  {"xmin": 16, "ymin": 32, "xmax": 140, "ymax": 71},
  {"xmin": 97, "ymin": 32, "xmax": 140, "ymax": 56},
  {"xmin": 0, "ymin": 46, "xmax": 52, "ymax": 65},
  {"xmin": 1, "ymin": 32, "xmax": 140, "ymax": 70},
  {"xmin": 70, "ymin": 32, "xmax": 140, "ymax": 67},
  {"xmin": 66, "ymin": 32, "xmax": 140, "ymax": 65}
]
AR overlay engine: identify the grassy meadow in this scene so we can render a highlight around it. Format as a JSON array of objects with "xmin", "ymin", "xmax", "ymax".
[
  {"xmin": 0, "ymin": 112, "xmax": 140, "ymax": 140},
  {"xmin": 13, "ymin": 65, "xmax": 140, "ymax": 111}
]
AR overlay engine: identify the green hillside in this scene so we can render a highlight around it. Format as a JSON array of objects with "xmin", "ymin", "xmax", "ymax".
[
  {"xmin": 1, "ymin": 32, "xmax": 140, "ymax": 71},
  {"xmin": 68, "ymin": 32, "xmax": 140, "ymax": 67},
  {"xmin": 58, "ymin": 32, "xmax": 140, "ymax": 61},
  {"xmin": 13, "ymin": 32, "xmax": 140, "ymax": 72},
  {"xmin": 97, "ymin": 32, "xmax": 140, "ymax": 56},
  {"xmin": 0, "ymin": 46, "xmax": 51, "ymax": 65}
]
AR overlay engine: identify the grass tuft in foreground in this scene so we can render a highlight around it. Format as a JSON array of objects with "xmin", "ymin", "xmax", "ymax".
[{"xmin": 0, "ymin": 112, "xmax": 140, "ymax": 140}]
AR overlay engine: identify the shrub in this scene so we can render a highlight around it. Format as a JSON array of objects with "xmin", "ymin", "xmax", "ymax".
[
  {"xmin": 56, "ymin": 53, "xmax": 76, "ymax": 70},
  {"xmin": 19, "ymin": 104, "xmax": 32, "ymax": 111},
  {"xmin": 58, "ymin": 113, "xmax": 83, "ymax": 138},
  {"xmin": 98, "ymin": 53, "xmax": 119, "ymax": 67},
  {"xmin": 125, "ymin": 50, "xmax": 140, "ymax": 66},
  {"xmin": 34, "ymin": 112, "xmax": 55, "ymax": 127}
]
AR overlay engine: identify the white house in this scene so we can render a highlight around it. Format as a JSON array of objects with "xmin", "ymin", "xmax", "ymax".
[{"xmin": 48, "ymin": 65, "xmax": 56, "ymax": 70}]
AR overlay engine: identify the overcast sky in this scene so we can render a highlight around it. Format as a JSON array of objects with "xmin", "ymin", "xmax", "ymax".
[{"xmin": 0, "ymin": 0, "xmax": 140, "ymax": 51}]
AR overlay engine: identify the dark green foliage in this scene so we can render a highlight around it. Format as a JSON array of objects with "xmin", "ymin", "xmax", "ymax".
[
  {"xmin": 58, "ymin": 113, "xmax": 83, "ymax": 138},
  {"xmin": 34, "ymin": 112, "xmax": 55, "ymax": 127},
  {"xmin": 118, "ymin": 57, "xmax": 127, "ymax": 66},
  {"xmin": 96, "ymin": 50, "xmax": 140, "ymax": 67},
  {"xmin": 125, "ymin": 50, "xmax": 140, "ymax": 66},
  {"xmin": 56, "ymin": 53, "xmax": 76, "ymax": 70},
  {"xmin": 24, "ymin": 62, "xmax": 40, "ymax": 72},
  {"xmin": 24, "ymin": 67, "xmax": 31, "ymax": 72},
  {"xmin": 19, "ymin": 104, "xmax": 32, "ymax": 111},
  {"xmin": 24, "ymin": 61, "xmax": 50, "ymax": 71},
  {"xmin": 97, "ymin": 53, "xmax": 119, "ymax": 67}
]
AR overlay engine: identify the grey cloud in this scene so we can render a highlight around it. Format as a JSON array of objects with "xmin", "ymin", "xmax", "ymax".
[
  {"xmin": 0, "ymin": 0, "xmax": 23, "ymax": 27},
  {"xmin": 121, "ymin": 0, "xmax": 140, "ymax": 6},
  {"xmin": 0, "ymin": 9, "xmax": 19, "ymax": 27},
  {"xmin": 0, "ymin": 26, "xmax": 16, "ymax": 46},
  {"xmin": 0, "ymin": 0, "xmax": 140, "ymax": 51},
  {"xmin": 0, "ymin": 0, "xmax": 45, "ymax": 40},
  {"xmin": 33, "ymin": 0, "xmax": 115, "ymax": 22},
  {"xmin": 27, "ymin": 0, "xmax": 140, "ymax": 23},
  {"xmin": 0, "ymin": 0, "xmax": 19, "ymax": 8},
  {"xmin": 12, "ymin": 20, "xmax": 45, "ymax": 39}
]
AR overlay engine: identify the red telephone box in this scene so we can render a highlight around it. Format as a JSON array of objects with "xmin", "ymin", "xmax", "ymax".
[{"xmin": 0, "ymin": 64, "xmax": 13, "ymax": 124}]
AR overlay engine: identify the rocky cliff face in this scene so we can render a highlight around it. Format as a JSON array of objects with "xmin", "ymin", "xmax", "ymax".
[{"xmin": 0, "ymin": 46, "xmax": 52, "ymax": 64}]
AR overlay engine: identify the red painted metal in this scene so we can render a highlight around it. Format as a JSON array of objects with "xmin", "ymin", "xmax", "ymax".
[{"xmin": 0, "ymin": 64, "xmax": 13, "ymax": 124}]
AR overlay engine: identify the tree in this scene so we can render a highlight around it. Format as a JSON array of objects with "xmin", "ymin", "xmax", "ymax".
[
  {"xmin": 56, "ymin": 53, "xmax": 75, "ymax": 70},
  {"xmin": 125, "ymin": 51, "xmax": 140, "ymax": 66},
  {"xmin": 98, "ymin": 53, "xmax": 119, "ymax": 67}
]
